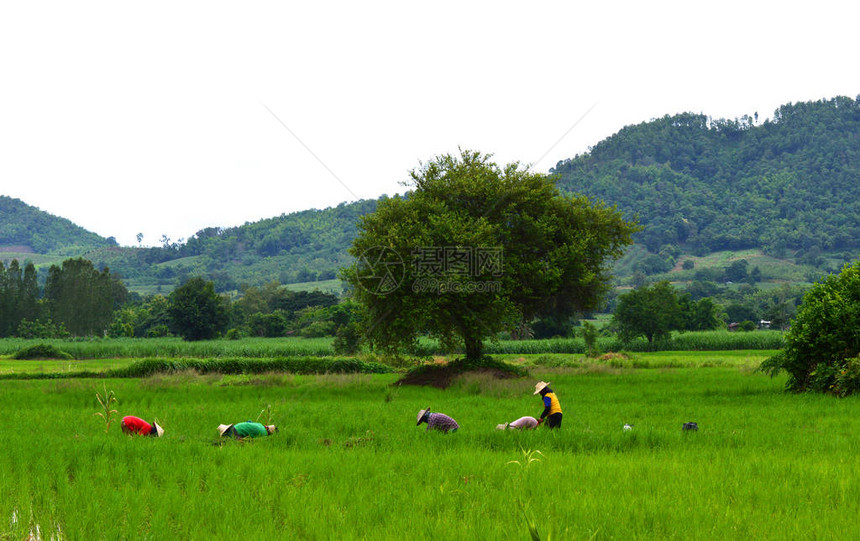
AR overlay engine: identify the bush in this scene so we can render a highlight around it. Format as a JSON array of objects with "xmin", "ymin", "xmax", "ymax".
[
  {"xmin": 16, "ymin": 319, "xmax": 71, "ymax": 339},
  {"xmin": 299, "ymin": 321, "xmax": 337, "ymax": 338},
  {"xmin": 832, "ymin": 356, "xmax": 860, "ymax": 397},
  {"xmin": 12, "ymin": 344, "xmax": 73, "ymax": 360},
  {"xmin": 760, "ymin": 258, "xmax": 860, "ymax": 393},
  {"xmin": 333, "ymin": 322, "xmax": 362, "ymax": 355}
]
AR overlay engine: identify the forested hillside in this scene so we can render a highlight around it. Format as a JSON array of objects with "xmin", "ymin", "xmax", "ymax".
[
  {"xmin": 552, "ymin": 96, "xmax": 860, "ymax": 259},
  {"xmin": 0, "ymin": 196, "xmax": 115, "ymax": 253}
]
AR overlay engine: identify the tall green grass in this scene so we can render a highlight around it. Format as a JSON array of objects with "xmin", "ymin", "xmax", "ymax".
[
  {"xmin": 2, "ymin": 366, "xmax": 859, "ymax": 539},
  {"xmin": 0, "ymin": 331, "xmax": 783, "ymax": 362},
  {"xmin": 0, "ymin": 337, "xmax": 334, "ymax": 359}
]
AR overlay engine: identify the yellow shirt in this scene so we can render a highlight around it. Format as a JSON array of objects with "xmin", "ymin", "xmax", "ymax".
[{"xmin": 542, "ymin": 391, "xmax": 562, "ymax": 416}]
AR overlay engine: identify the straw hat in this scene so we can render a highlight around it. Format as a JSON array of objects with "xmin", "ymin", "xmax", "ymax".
[
  {"xmin": 265, "ymin": 425, "xmax": 278, "ymax": 434},
  {"xmin": 153, "ymin": 422, "xmax": 164, "ymax": 438},
  {"xmin": 416, "ymin": 408, "xmax": 430, "ymax": 425},
  {"xmin": 217, "ymin": 424, "xmax": 233, "ymax": 437},
  {"xmin": 533, "ymin": 381, "xmax": 550, "ymax": 395},
  {"xmin": 496, "ymin": 423, "xmax": 510, "ymax": 430}
]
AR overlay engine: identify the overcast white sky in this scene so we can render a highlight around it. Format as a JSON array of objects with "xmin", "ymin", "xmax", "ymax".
[{"xmin": 2, "ymin": 1, "xmax": 859, "ymax": 247}]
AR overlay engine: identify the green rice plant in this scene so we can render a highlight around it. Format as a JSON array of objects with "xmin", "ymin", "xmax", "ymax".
[
  {"xmin": 507, "ymin": 448, "xmax": 543, "ymax": 472},
  {"xmin": 519, "ymin": 500, "xmax": 553, "ymax": 541},
  {"xmin": 6, "ymin": 357, "xmax": 860, "ymax": 539},
  {"xmin": 93, "ymin": 384, "xmax": 118, "ymax": 432},
  {"xmin": 256, "ymin": 404, "xmax": 275, "ymax": 425}
]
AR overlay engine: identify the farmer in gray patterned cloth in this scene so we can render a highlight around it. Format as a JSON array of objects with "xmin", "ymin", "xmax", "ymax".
[{"xmin": 416, "ymin": 407, "xmax": 459, "ymax": 433}]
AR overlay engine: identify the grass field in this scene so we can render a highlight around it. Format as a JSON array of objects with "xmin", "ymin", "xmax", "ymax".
[
  {"xmin": 3, "ymin": 350, "xmax": 860, "ymax": 539},
  {"xmin": 0, "ymin": 330, "xmax": 785, "ymax": 362}
]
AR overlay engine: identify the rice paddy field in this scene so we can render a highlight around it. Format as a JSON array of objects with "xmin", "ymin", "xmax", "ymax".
[{"xmin": 3, "ymin": 349, "xmax": 860, "ymax": 540}]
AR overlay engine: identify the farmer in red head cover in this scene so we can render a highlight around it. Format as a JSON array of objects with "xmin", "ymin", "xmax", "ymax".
[{"xmin": 120, "ymin": 416, "xmax": 164, "ymax": 437}]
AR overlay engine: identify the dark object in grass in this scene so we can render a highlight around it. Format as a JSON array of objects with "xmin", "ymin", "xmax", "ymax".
[
  {"xmin": 682, "ymin": 422, "xmax": 699, "ymax": 431},
  {"xmin": 12, "ymin": 343, "xmax": 73, "ymax": 360}
]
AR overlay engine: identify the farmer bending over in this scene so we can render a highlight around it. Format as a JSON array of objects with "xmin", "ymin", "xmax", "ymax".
[
  {"xmin": 496, "ymin": 416, "xmax": 539, "ymax": 430},
  {"xmin": 218, "ymin": 422, "xmax": 277, "ymax": 439},
  {"xmin": 121, "ymin": 416, "xmax": 164, "ymax": 437},
  {"xmin": 416, "ymin": 408, "xmax": 459, "ymax": 433},
  {"xmin": 533, "ymin": 381, "xmax": 563, "ymax": 429}
]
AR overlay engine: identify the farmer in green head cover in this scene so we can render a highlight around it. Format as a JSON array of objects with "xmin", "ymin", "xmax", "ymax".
[{"xmin": 218, "ymin": 422, "xmax": 277, "ymax": 439}]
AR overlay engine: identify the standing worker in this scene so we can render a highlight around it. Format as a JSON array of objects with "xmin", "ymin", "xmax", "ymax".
[
  {"xmin": 218, "ymin": 422, "xmax": 277, "ymax": 439},
  {"xmin": 416, "ymin": 408, "xmax": 459, "ymax": 433},
  {"xmin": 120, "ymin": 416, "xmax": 164, "ymax": 437},
  {"xmin": 533, "ymin": 381, "xmax": 563, "ymax": 429}
]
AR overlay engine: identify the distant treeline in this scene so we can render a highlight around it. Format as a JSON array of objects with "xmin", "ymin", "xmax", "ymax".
[{"xmin": 0, "ymin": 257, "xmax": 126, "ymax": 338}]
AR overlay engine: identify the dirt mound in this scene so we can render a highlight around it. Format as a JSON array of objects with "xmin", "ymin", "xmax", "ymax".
[{"xmin": 395, "ymin": 361, "xmax": 522, "ymax": 389}]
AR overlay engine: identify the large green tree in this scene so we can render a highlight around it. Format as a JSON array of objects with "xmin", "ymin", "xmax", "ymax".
[
  {"xmin": 613, "ymin": 281, "xmax": 683, "ymax": 345},
  {"xmin": 613, "ymin": 281, "xmax": 722, "ymax": 345},
  {"xmin": 343, "ymin": 149, "xmax": 637, "ymax": 362},
  {"xmin": 44, "ymin": 258, "xmax": 127, "ymax": 336},
  {"xmin": 0, "ymin": 260, "xmax": 38, "ymax": 337},
  {"xmin": 168, "ymin": 277, "xmax": 230, "ymax": 341}
]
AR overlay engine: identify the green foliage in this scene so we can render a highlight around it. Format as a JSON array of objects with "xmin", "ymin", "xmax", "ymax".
[
  {"xmin": 11, "ymin": 343, "xmax": 73, "ymax": 360},
  {"xmin": 832, "ymin": 356, "xmax": 860, "ymax": 397},
  {"xmin": 581, "ymin": 321, "xmax": 601, "ymax": 358},
  {"xmin": 552, "ymin": 97, "xmax": 860, "ymax": 255},
  {"xmin": 613, "ymin": 281, "xmax": 683, "ymax": 345},
  {"xmin": 614, "ymin": 282, "xmax": 723, "ymax": 346},
  {"xmin": 16, "ymin": 318, "xmax": 70, "ymax": 339},
  {"xmin": 344, "ymin": 149, "xmax": 637, "ymax": 362},
  {"xmin": 44, "ymin": 257, "xmax": 128, "ymax": 336},
  {"xmin": 761, "ymin": 258, "xmax": 860, "ymax": 393},
  {"xmin": 332, "ymin": 321, "xmax": 363, "ymax": 355},
  {"xmin": 168, "ymin": 277, "xmax": 230, "ymax": 341},
  {"xmin": 0, "ymin": 259, "xmax": 40, "ymax": 337}
]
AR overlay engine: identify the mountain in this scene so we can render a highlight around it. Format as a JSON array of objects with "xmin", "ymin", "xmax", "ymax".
[
  {"xmin": 6, "ymin": 95, "xmax": 860, "ymax": 294},
  {"xmin": 81, "ymin": 198, "xmax": 381, "ymax": 293},
  {"xmin": 0, "ymin": 196, "xmax": 115, "ymax": 254},
  {"xmin": 551, "ymin": 96, "xmax": 860, "ymax": 260}
]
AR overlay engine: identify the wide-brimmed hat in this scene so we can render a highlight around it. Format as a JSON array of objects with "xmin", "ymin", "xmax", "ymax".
[
  {"xmin": 153, "ymin": 422, "xmax": 164, "ymax": 437},
  {"xmin": 533, "ymin": 381, "xmax": 550, "ymax": 395},
  {"xmin": 496, "ymin": 423, "xmax": 510, "ymax": 430},
  {"xmin": 265, "ymin": 425, "xmax": 278, "ymax": 434},
  {"xmin": 217, "ymin": 424, "xmax": 233, "ymax": 437},
  {"xmin": 416, "ymin": 408, "xmax": 430, "ymax": 425}
]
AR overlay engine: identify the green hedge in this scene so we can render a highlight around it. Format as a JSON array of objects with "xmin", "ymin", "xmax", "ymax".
[{"xmin": 108, "ymin": 357, "xmax": 393, "ymax": 378}]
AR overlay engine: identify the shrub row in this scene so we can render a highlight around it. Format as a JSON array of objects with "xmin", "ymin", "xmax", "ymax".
[
  {"xmin": 0, "ymin": 357, "xmax": 393, "ymax": 380},
  {"xmin": 109, "ymin": 357, "xmax": 394, "ymax": 377}
]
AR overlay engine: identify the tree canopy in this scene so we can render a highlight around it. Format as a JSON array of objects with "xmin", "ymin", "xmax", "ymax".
[
  {"xmin": 613, "ymin": 281, "xmax": 722, "ymax": 345},
  {"xmin": 44, "ymin": 258, "xmax": 127, "ymax": 336},
  {"xmin": 168, "ymin": 277, "xmax": 230, "ymax": 341},
  {"xmin": 343, "ymin": 149, "xmax": 637, "ymax": 361}
]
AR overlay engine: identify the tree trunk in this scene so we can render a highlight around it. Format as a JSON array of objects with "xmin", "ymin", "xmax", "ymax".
[{"xmin": 464, "ymin": 335, "xmax": 484, "ymax": 364}]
